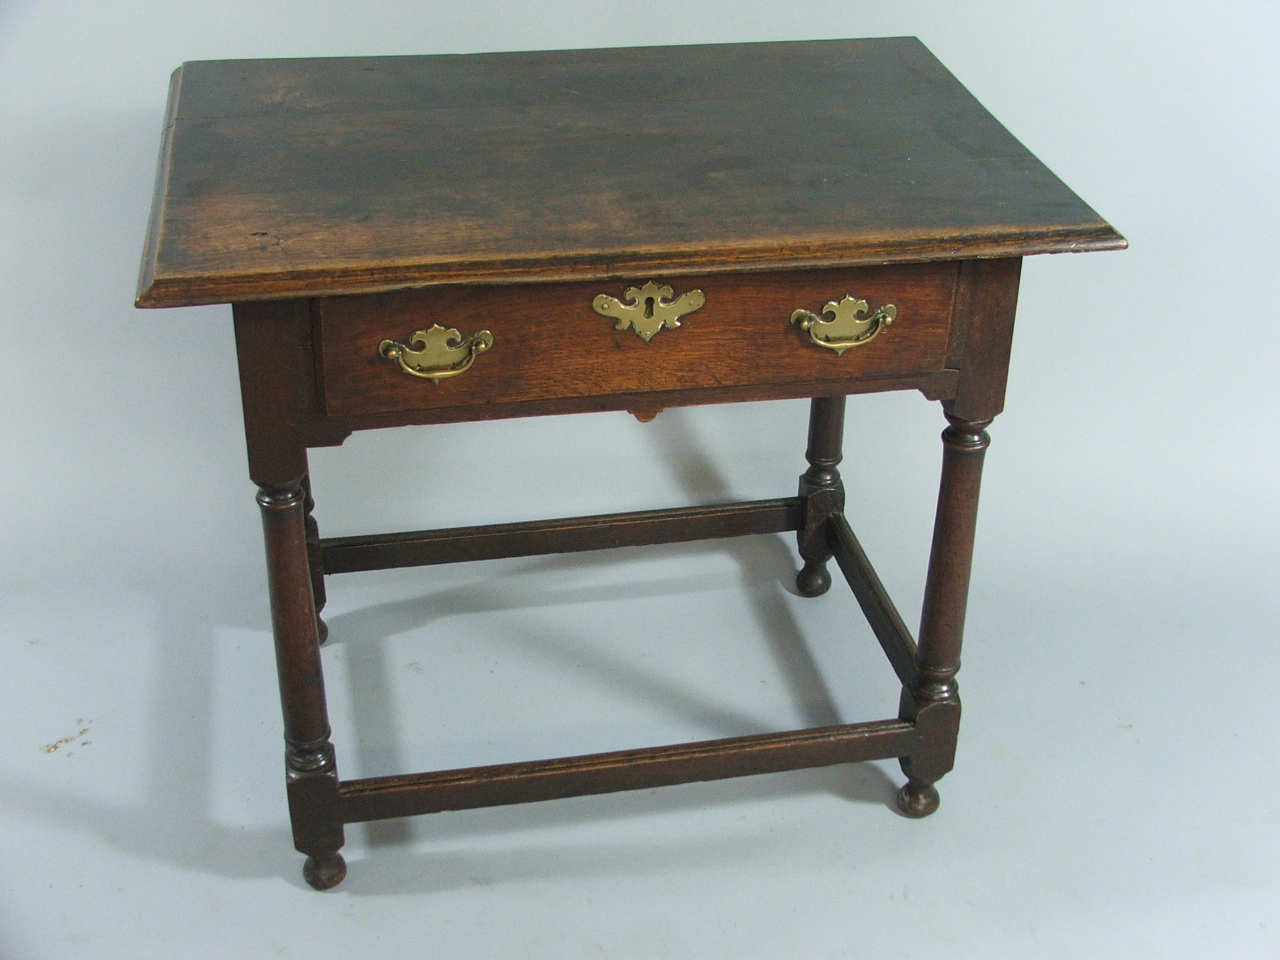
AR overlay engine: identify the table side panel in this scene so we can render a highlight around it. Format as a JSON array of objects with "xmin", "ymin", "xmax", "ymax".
[{"xmin": 316, "ymin": 263, "xmax": 958, "ymax": 419}]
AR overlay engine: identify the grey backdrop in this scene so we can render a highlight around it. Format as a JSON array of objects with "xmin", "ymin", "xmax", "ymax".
[{"xmin": 2, "ymin": 2, "xmax": 1277, "ymax": 957}]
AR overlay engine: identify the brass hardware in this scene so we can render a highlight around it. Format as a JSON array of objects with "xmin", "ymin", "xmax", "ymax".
[
  {"xmin": 378, "ymin": 324, "xmax": 493, "ymax": 383},
  {"xmin": 592, "ymin": 281, "xmax": 706, "ymax": 342},
  {"xmin": 790, "ymin": 296, "xmax": 896, "ymax": 355}
]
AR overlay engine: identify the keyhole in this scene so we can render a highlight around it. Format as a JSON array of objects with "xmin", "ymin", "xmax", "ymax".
[{"xmin": 643, "ymin": 297, "xmax": 655, "ymax": 320}]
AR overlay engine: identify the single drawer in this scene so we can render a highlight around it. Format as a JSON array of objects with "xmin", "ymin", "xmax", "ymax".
[{"xmin": 317, "ymin": 263, "xmax": 958, "ymax": 419}]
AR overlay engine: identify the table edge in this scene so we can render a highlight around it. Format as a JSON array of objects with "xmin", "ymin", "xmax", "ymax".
[{"xmin": 135, "ymin": 226, "xmax": 1125, "ymax": 309}]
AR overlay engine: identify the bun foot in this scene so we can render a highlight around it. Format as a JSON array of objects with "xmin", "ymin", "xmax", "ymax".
[
  {"xmin": 303, "ymin": 852, "xmax": 347, "ymax": 890},
  {"xmin": 316, "ymin": 616, "xmax": 330, "ymax": 646},
  {"xmin": 796, "ymin": 561, "xmax": 832, "ymax": 598},
  {"xmin": 895, "ymin": 779, "xmax": 940, "ymax": 818}
]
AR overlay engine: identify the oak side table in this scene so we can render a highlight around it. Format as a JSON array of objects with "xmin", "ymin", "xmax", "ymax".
[{"xmin": 137, "ymin": 38, "xmax": 1124, "ymax": 889}]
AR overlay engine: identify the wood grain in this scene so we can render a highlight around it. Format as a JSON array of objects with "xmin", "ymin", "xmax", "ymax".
[
  {"xmin": 339, "ymin": 720, "xmax": 917, "ymax": 823},
  {"xmin": 137, "ymin": 38, "xmax": 1124, "ymax": 307},
  {"xmin": 320, "ymin": 498, "xmax": 803, "ymax": 574},
  {"xmin": 156, "ymin": 38, "xmax": 1129, "ymax": 889},
  {"xmin": 318, "ymin": 263, "xmax": 958, "ymax": 418}
]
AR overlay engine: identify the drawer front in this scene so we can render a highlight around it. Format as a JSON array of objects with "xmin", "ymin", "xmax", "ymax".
[{"xmin": 318, "ymin": 263, "xmax": 958, "ymax": 419}]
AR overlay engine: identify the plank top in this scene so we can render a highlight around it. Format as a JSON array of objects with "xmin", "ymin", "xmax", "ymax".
[{"xmin": 137, "ymin": 38, "xmax": 1124, "ymax": 308}]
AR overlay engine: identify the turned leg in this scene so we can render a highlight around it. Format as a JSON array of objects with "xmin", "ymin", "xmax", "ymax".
[
  {"xmin": 795, "ymin": 396, "xmax": 847, "ymax": 596},
  {"xmin": 301, "ymin": 471, "xmax": 329, "ymax": 645},
  {"xmin": 258, "ymin": 481, "xmax": 346, "ymax": 888},
  {"xmin": 897, "ymin": 413, "xmax": 992, "ymax": 817}
]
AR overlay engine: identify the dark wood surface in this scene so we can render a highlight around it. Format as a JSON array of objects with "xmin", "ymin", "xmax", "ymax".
[
  {"xmin": 339, "ymin": 720, "xmax": 917, "ymax": 823},
  {"xmin": 828, "ymin": 514, "xmax": 920, "ymax": 688},
  {"xmin": 137, "ymin": 38, "xmax": 1123, "ymax": 307},
  {"xmin": 318, "ymin": 263, "xmax": 956, "ymax": 419},
  {"xmin": 944, "ymin": 258, "xmax": 1023, "ymax": 422},
  {"xmin": 139, "ymin": 39, "xmax": 1126, "ymax": 888},
  {"xmin": 795, "ymin": 396, "xmax": 846, "ymax": 598},
  {"xmin": 320, "ymin": 498, "xmax": 803, "ymax": 574}
]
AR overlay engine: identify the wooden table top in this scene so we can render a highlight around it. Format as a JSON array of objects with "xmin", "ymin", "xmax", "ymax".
[{"xmin": 137, "ymin": 37, "xmax": 1124, "ymax": 308}]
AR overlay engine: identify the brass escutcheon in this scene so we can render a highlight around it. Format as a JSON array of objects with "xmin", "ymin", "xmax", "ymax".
[
  {"xmin": 378, "ymin": 324, "xmax": 493, "ymax": 383},
  {"xmin": 790, "ymin": 295, "xmax": 896, "ymax": 355},
  {"xmin": 592, "ymin": 281, "xmax": 706, "ymax": 342}
]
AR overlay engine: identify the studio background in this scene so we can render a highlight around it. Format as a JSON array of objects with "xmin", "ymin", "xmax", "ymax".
[{"xmin": 1, "ymin": 2, "xmax": 1276, "ymax": 957}]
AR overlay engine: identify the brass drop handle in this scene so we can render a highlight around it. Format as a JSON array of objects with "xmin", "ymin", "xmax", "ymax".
[
  {"xmin": 791, "ymin": 295, "xmax": 896, "ymax": 355},
  {"xmin": 378, "ymin": 324, "xmax": 493, "ymax": 383}
]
